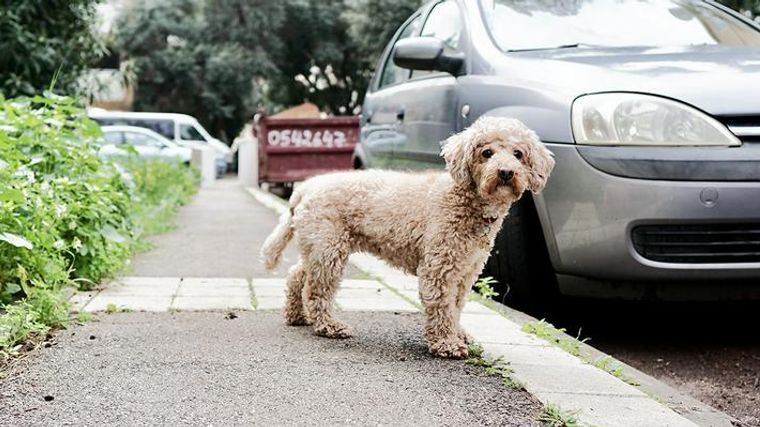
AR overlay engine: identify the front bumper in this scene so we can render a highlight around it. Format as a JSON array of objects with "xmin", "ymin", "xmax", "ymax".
[{"xmin": 537, "ymin": 143, "xmax": 760, "ymax": 288}]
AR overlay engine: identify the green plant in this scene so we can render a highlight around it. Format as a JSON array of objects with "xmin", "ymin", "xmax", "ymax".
[
  {"xmin": 465, "ymin": 344, "xmax": 524, "ymax": 390},
  {"xmin": 537, "ymin": 404, "xmax": 583, "ymax": 427},
  {"xmin": 522, "ymin": 320, "xmax": 589, "ymax": 357},
  {"xmin": 474, "ymin": 276, "xmax": 499, "ymax": 299},
  {"xmin": 0, "ymin": 94, "xmax": 198, "ymax": 359},
  {"xmin": 76, "ymin": 312, "xmax": 94, "ymax": 323},
  {"xmin": 593, "ymin": 356, "xmax": 640, "ymax": 387}
]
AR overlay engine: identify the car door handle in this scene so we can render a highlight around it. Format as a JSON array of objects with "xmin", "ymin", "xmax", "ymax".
[{"xmin": 396, "ymin": 109, "xmax": 405, "ymax": 122}]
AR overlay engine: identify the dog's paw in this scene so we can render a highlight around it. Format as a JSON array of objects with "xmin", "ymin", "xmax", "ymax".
[
  {"xmin": 456, "ymin": 329, "xmax": 474, "ymax": 345},
  {"xmin": 284, "ymin": 315, "xmax": 312, "ymax": 326},
  {"xmin": 314, "ymin": 321, "xmax": 353, "ymax": 339},
  {"xmin": 429, "ymin": 337, "xmax": 469, "ymax": 359}
]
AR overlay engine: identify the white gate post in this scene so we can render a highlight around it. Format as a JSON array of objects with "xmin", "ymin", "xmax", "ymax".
[
  {"xmin": 191, "ymin": 146, "xmax": 216, "ymax": 187},
  {"xmin": 238, "ymin": 137, "xmax": 259, "ymax": 188}
]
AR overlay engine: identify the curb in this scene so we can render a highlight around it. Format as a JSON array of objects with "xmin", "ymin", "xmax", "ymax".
[{"xmin": 246, "ymin": 185, "xmax": 732, "ymax": 427}]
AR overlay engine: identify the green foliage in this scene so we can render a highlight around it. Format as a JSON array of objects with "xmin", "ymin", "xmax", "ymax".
[
  {"xmin": 0, "ymin": 1, "xmax": 105, "ymax": 97},
  {"xmin": 537, "ymin": 404, "xmax": 583, "ymax": 427},
  {"xmin": 522, "ymin": 320, "xmax": 589, "ymax": 357},
  {"xmin": 0, "ymin": 94, "xmax": 198, "ymax": 357},
  {"xmin": 474, "ymin": 276, "xmax": 499, "ymax": 299},
  {"xmin": 111, "ymin": 0, "xmax": 421, "ymax": 137},
  {"xmin": 113, "ymin": 0, "xmax": 285, "ymax": 140},
  {"xmin": 465, "ymin": 347, "xmax": 524, "ymax": 390}
]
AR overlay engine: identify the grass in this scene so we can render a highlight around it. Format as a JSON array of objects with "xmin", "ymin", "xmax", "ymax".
[
  {"xmin": 537, "ymin": 404, "xmax": 584, "ymax": 427},
  {"xmin": 592, "ymin": 356, "xmax": 641, "ymax": 387},
  {"xmin": 521, "ymin": 319, "xmax": 589, "ymax": 357},
  {"xmin": 465, "ymin": 343, "xmax": 524, "ymax": 390}
]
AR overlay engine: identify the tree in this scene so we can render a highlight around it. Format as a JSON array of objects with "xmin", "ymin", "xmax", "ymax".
[
  {"xmin": 0, "ymin": 1, "xmax": 105, "ymax": 97},
  {"xmin": 113, "ymin": 0, "xmax": 285, "ymax": 140},
  {"xmin": 113, "ymin": 0, "xmax": 421, "ymax": 138}
]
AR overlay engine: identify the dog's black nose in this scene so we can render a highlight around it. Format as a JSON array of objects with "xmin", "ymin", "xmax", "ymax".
[{"xmin": 499, "ymin": 169, "xmax": 514, "ymax": 183}]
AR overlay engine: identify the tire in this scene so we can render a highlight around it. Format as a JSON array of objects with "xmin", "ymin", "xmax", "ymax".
[
  {"xmin": 481, "ymin": 195, "xmax": 558, "ymax": 311},
  {"xmin": 269, "ymin": 183, "xmax": 294, "ymax": 199}
]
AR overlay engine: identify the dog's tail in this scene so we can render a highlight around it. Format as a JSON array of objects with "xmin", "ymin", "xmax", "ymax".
[{"xmin": 260, "ymin": 191, "xmax": 302, "ymax": 271}]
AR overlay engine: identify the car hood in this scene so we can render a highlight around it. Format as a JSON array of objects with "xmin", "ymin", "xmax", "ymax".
[{"xmin": 505, "ymin": 45, "xmax": 760, "ymax": 115}]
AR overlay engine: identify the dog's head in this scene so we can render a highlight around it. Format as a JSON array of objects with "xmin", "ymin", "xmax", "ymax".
[{"xmin": 441, "ymin": 116, "xmax": 555, "ymax": 204}]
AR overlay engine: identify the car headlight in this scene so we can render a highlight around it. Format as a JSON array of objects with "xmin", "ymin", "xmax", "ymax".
[{"xmin": 571, "ymin": 93, "xmax": 740, "ymax": 147}]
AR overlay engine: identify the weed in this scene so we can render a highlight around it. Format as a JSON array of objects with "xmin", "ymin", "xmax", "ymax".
[
  {"xmin": 522, "ymin": 320, "xmax": 588, "ymax": 357},
  {"xmin": 537, "ymin": 404, "xmax": 583, "ymax": 427},
  {"xmin": 465, "ymin": 344, "xmax": 524, "ymax": 390},
  {"xmin": 76, "ymin": 312, "xmax": 94, "ymax": 323},
  {"xmin": 473, "ymin": 276, "xmax": 499, "ymax": 299},
  {"xmin": 593, "ymin": 356, "xmax": 641, "ymax": 386},
  {"xmin": 105, "ymin": 304, "xmax": 118, "ymax": 314}
]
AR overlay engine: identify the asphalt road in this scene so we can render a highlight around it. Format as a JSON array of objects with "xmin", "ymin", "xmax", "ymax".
[
  {"xmin": 0, "ymin": 311, "xmax": 541, "ymax": 426},
  {"xmin": 532, "ymin": 299, "xmax": 760, "ymax": 427}
]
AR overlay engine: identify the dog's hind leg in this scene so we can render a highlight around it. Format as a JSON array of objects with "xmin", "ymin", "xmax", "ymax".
[
  {"xmin": 283, "ymin": 261, "xmax": 310, "ymax": 326},
  {"xmin": 302, "ymin": 237, "xmax": 352, "ymax": 339}
]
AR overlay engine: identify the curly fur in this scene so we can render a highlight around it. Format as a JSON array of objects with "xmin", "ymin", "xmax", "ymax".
[{"xmin": 261, "ymin": 116, "xmax": 555, "ymax": 358}]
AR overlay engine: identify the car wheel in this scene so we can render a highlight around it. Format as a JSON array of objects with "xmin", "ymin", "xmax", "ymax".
[
  {"xmin": 481, "ymin": 195, "xmax": 558, "ymax": 311},
  {"xmin": 269, "ymin": 182, "xmax": 294, "ymax": 199}
]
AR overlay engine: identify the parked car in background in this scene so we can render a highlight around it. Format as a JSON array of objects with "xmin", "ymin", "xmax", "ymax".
[
  {"xmin": 88, "ymin": 109, "xmax": 230, "ymax": 176},
  {"xmin": 356, "ymin": 0, "xmax": 760, "ymax": 306},
  {"xmin": 98, "ymin": 126, "xmax": 192, "ymax": 163}
]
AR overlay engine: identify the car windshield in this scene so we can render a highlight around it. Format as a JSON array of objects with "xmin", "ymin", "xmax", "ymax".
[{"xmin": 480, "ymin": 0, "xmax": 760, "ymax": 51}]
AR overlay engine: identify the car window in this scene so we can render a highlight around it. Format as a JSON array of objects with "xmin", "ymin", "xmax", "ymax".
[
  {"xmin": 129, "ymin": 119, "xmax": 175, "ymax": 139},
  {"xmin": 378, "ymin": 16, "xmax": 421, "ymax": 89},
  {"xmin": 411, "ymin": 0, "xmax": 464, "ymax": 79},
  {"xmin": 103, "ymin": 131, "xmax": 122, "ymax": 145},
  {"xmin": 124, "ymin": 132, "xmax": 161, "ymax": 147},
  {"xmin": 180, "ymin": 124, "xmax": 206, "ymax": 141}
]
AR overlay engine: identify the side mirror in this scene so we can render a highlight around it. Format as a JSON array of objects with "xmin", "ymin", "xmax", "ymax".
[{"xmin": 393, "ymin": 37, "xmax": 465, "ymax": 76}]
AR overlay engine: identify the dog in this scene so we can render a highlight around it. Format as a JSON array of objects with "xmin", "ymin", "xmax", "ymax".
[{"xmin": 261, "ymin": 116, "xmax": 555, "ymax": 358}]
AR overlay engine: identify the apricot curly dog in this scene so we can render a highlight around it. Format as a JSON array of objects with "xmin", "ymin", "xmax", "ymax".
[{"xmin": 261, "ymin": 116, "xmax": 554, "ymax": 358}]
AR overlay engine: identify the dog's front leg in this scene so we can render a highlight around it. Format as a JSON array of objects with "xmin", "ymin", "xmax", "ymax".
[{"xmin": 419, "ymin": 268, "xmax": 469, "ymax": 359}]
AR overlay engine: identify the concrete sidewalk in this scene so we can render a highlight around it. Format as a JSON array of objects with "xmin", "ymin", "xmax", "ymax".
[{"xmin": 0, "ymin": 178, "xmax": 541, "ymax": 426}]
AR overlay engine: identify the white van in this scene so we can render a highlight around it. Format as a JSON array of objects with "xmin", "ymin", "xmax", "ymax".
[{"xmin": 87, "ymin": 110, "xmax": 232, "ymax": 167}]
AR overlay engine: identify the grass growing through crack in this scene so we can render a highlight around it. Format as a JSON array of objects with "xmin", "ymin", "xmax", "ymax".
[
  {"xmin": 593, "ymin": 356, "xmax": 640, "ymax": 386},
  {"xmin": 465, "ymin": 343, "xmax": 524, "ymax": 390},
  {"xmin": 537, "ymin": 404, "xmax": 584, "ymax": 427},
  {"xmin": 521, "ymin": 319, "xmax": 588, "ymax": 357}
]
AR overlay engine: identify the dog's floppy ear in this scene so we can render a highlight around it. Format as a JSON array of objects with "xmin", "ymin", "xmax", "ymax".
[
  {"xmin": 527, "ymin": 141, "xmax": 555, "ymax": 193},
  {"xmin": 440, "ymin": 130, "xmax": 472, "ymax": 187}
]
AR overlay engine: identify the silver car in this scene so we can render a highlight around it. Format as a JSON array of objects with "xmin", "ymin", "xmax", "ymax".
[
  {"xmin": 99, "ymin": 125, "xmax": 192, "ymax": 163},
  {"xmin": 355, "ymin": 0, "xmax": 760, "ymax": 305}
]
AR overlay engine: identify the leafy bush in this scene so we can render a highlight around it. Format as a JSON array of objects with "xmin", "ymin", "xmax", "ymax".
[{"xmin": 0, "ymin": 94, "xmax": 198, "ymax": 356}]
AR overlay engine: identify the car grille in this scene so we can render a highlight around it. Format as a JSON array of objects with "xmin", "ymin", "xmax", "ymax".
[
  {"xmin": 632, "ymin": 224, "xmax": 760, "ymax": 264},
  {"xmin": 717, "ymin": 115, "xmax": 760, "ymax": 143}
]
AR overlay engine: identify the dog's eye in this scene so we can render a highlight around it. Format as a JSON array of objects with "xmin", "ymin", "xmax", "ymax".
[
  {"xmin": 514, "ymin": 149, "xmax": 524, "ymax": 160},
  {"xmin": 482, "ymin": 149, "xmax": 494, "ymax": 159}
]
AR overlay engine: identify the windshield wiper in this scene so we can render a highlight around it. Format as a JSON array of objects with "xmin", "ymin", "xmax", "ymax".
[{"xmin": 508, "ymin": 43, "xmax": 596, "ymax": 53}]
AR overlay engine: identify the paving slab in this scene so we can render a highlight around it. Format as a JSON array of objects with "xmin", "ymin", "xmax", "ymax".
[
  {"xmin": 84, "ymin": 295, "xmax": 173, "ymax": 312},
  {"xmin": 536, "ymin": 393, "xmax": 695, "ymax": 427},
  {"xmin": 172, "ymin": 296, "xmax": 252, "ymax": 311}
]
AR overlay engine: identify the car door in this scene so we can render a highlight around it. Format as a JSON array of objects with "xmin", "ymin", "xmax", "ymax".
[
  {"xmin": 392, "ymin": 0, "xmax": 466, "ymax": 170},
  {"xmin": 360, "ymin": 14, "xmax": 421, "ymax": 169},
  {"xmin": 123, "ymin": 131, "xmax": 163, "ymax": 158},
  {"xmin": 98, "ymin": 130, "xmax": 124, "ymax": 157}
]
